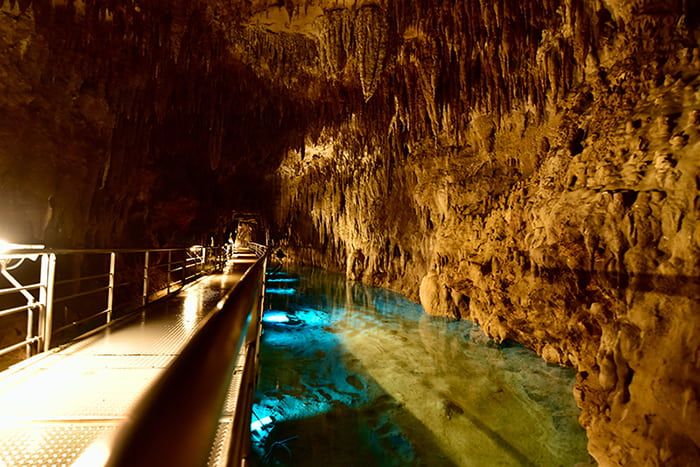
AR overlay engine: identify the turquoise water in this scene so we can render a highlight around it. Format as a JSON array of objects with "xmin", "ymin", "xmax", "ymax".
[{"xmin": 251, "ymin": 267, "xmax": 591, "ymax": 466}]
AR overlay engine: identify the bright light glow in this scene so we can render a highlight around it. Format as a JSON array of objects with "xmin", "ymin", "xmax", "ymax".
[
  {"xmin": 0, "ymin": 239, "xmax": 45, "ymax": 254},
  {"xmin": 266, "ymin": 277, "xmax": 299, "ymax": 284},
  {"xmin": 189, "ymin": 245, "xmax": 203, "ymax": 252},
  {"xmin": 73, "ymin": 437, "xmax": 112, "ymax": 467},
  {"xmin": 266, "ymin": 287, "xmax": 296, "ymax": 296},
  {"xmin": 262, "ymin": 312, "xmax": 290, "ymax": 324},
  {"xmin": 251, "ymin": 415, "xmax": 273, "ymax": 432}
]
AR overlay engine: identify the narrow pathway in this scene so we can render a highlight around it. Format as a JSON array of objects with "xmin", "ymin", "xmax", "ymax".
[{"xmin": 0, "ymin": 253, "xmax": 257, "ymax": 466}]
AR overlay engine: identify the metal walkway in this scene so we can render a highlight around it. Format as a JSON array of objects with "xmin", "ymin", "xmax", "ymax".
[{"xmin": 0, "ymin": 249, "xmax": 262, "ymax": 466}]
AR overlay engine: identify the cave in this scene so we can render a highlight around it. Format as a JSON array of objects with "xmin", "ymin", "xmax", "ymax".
[{"xmin": 0, "ymin": 0, "xmax": 699, "ymax": 465}]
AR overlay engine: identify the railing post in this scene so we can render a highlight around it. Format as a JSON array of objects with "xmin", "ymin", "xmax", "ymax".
[
  {"xmin": 41, "ymin": 253, "xmax": 56, "ymax": 353},
  {"xmin": 167, "ymin": 251, "xmax": 172, "ymax": 294},
  {"xmin": 25, "ymin": 307, "xmax": 33, "ymax": 358},
  {"xmin": 38, "ymin": 254, "xmax": 49, "ymax": 352},
  {"xmin": 142, "ymin": 251, "xmax": 150, "ymax": 306},
  {"xmin": 182, "ymin": 254, "xmax": 186, "ymax": 286},
  {"xmin": 107, "ymin": 252, "xmax": 116, "ymax": 323}
]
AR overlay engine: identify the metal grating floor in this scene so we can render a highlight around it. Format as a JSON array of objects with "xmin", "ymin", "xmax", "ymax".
[
  {"xmin": 0, "ymin": 255, "xmax": 254, "ymax": 466},
  {"xmin": 0, "ymin": 423, "xmax": 118, "ymax": 466},
  {"xmin": 207, "ymin": 348, "xmax": 248, "ymax": 467}
]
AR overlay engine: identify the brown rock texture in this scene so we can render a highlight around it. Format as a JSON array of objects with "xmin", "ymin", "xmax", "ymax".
[
  {"xmin": 0, "ymin": 0, "xmax": 318, "ymax": 247},
  {"xmin": 0, "ymin": 0, "xmax": 699, "ymax": 465},
  {"xmin": 270, "ymin": 1, "xmax": 700, "ymax": 465}
]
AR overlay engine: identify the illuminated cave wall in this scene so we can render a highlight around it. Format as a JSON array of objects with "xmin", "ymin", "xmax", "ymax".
[
  {"xmin": 0, "ymin": 0, "xmax": 699, "ymax": 465},
  {"xmin": 271, "ymin": 1, "xmax": 700, "ymax": 465}
]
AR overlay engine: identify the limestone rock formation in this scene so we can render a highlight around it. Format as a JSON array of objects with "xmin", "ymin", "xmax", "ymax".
[
  {"xmin": 0, "ymin": 0, "xmax": 699, "ymax": 465},
  {"xmin": 270, "ymin": 2, "xmax": 700, "ymax": 465}
]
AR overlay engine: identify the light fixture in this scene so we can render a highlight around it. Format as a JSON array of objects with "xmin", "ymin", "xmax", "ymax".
[
  {"xmin": 250, "ymin": 416, "xmax": 273, "ymax": 432},
  {"xmin": 0, "ymin": 239, "xmax": 45, "ymax": 269},
  {"xmin": 0, "ymin": 239, "xmax": 45, "ymax": 254},
  {"xmin": 262, "ymin": 311, "xmax": 290, "ymax": 324}
]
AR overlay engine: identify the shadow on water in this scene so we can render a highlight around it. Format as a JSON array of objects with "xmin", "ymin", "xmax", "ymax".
[
  {"xmin": 252, "ymin": 267, "xmax": 591, "ymax": 466},
  {"xmin": 253, "ymin": 392, "xmax": 459, "ymax": 467}
]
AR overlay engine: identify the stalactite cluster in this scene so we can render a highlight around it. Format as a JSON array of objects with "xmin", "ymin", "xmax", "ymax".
[
  {"xmin": 270, "ymin": 2, "xmax": 700, "ymax": 466},
  {"xmin": 355, "ymin": 5, "xmax": 388, "ymax": 101},
  {"xmin": 318, "ymin": 8, "xmax": 352, "ymax": 79}
]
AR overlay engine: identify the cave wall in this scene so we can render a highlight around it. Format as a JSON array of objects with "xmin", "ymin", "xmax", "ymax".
[
  {"xmin": 272, "ymin": 1, "xmax": 700, "ymax": 465},
  {"xmin": 0, "ymin": 1, "xmax": 109, "ymax": 245},
  {"xmin": 0, "ymin": 0, "xmax": 319, "ymax": 247}
]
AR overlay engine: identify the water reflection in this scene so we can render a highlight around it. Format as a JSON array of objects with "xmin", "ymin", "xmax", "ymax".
[
  {"xmin": 266, "ymin": 288, "xmax": 297, "ymax": 296},
  {"xmin": 252, "ymin": 267, "xmax": 590, "ymax": 466},
  {"xmin": 266, "ymin": 278, "xmax": 300, "ymax": 284}
]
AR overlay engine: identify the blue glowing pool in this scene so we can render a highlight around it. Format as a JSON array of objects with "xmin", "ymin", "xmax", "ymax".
[{"xmin": 251, "ymin": 268, "xmax": 590, "ymax": 466}]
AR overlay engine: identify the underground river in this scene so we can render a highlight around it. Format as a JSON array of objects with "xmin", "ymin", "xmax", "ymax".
[{"xmin": 250, "ymin": 267, "xmax": 591, "ymax": 466}]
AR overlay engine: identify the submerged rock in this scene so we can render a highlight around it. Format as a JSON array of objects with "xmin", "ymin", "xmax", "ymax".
[{"xmin": 439, "ymin": 399, "xmax": 464, "ymax": 421}]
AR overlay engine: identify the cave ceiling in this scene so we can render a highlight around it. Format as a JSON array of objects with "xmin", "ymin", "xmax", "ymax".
[{"xmin": 0, "ymin": 0, "xmax": 697, "ymax": 246}]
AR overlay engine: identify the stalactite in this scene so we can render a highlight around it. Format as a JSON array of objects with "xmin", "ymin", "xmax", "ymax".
[
  {"xmin": 318, "ymin": 8, "xmax": 351, "ymax": 78},
  {"xmin": 355, "ymin": 5, "xmax": 388, "ymax": 102}
]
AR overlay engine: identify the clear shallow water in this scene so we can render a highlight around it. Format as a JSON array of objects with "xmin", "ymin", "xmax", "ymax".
[{"xmin": 251, "ymin": 267, "xmax": 591, "ymax": 466}]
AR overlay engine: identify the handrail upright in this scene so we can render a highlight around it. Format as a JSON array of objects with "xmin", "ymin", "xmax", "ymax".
[
  {"xmin": 142, "ymin": 251, "xmax": 150, "ymax": 306},
  {"xmin": 167, "ymin": 251, "xmax": 172, "ymax": 294},
  {"xmin": 107, "ymin": 252, "xmax": 116, "ymax": 324},
  {"xmin": 25, "ymin": 307, "xmax": 33, "ymax": 358},
  {"xmin": 39, "ymin": 253, "xmax": 56, "ymax": 352}
]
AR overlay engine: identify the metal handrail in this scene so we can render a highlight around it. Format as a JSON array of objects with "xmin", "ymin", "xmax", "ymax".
[
  {"xmin": 1, "ymin": 247, "xmax": 197, "ymax": 256},
  {"xmin": 54, "ymin": 272, "xmax": 110, "ymax": 287},
  {"xmin": 228, "ymin": 346, "xmax": 257, "ymax": 464},
  {"xmin": 0, "ymin": 337, "xmax": 40, "ymax": 357},
  {"xmin": 106, "ymin": 248, "xmax": 268, "ymax": 467},
  {"xmin": 53, "ymin": 285, "xmax": 111, "ymax": 304},
  {"xmin": 52, "ymin": 308, "xmax": 111, "ymax": 335},
  {"xmin": 0, "ymin": 283, "xmax": 42, "ymax": 296},
  {"xmin": 249, "ymin": 242, "xmax": 266, "ymax": 258},
  {"xmin": 0, "ymin": 245, "xmax": 225, "ymax": 360},
  {"xmin": 0, "ymin": 302, "xmax": 40, "ymax": 318}
]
